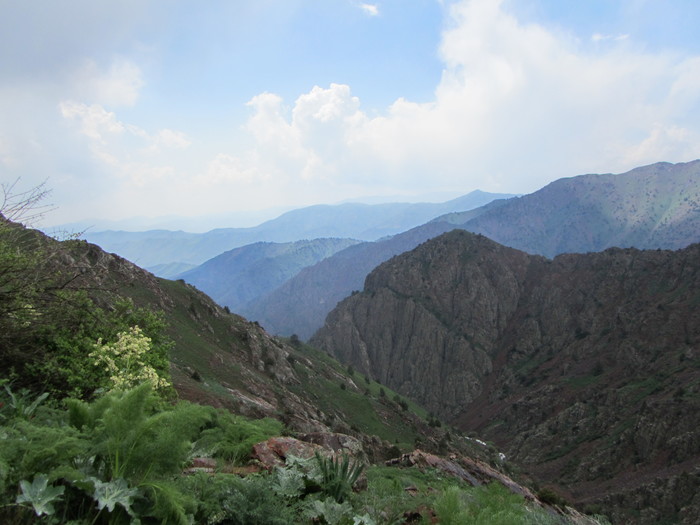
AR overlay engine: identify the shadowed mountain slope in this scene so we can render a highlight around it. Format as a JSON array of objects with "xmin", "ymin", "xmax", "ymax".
[{"xmin": 242, "ymin": 221, "xmax": 471, "ymax": 339}]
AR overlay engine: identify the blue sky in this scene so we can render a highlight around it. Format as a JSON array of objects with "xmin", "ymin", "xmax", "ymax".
[{"xmin": 2, "ymin": 0, "xmax": 700, "ymax": 230}]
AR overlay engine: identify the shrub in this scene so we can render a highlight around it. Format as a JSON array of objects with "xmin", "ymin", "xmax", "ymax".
[
  {"xmin": 434, "ymin": 485, "xmax": 470, "ymax": 525},
  {"xmin": 0, "ymin": 383, "xmax": 295, "ymax": 524},
  {"xmin": 220, "ymin": 475, "xmax": 296, "ymax": 524}
]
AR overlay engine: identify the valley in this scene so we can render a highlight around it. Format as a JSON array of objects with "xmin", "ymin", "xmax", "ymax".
[{"xmin": 2, "ymin": 159, "xmax": 699, "ymax": 523}]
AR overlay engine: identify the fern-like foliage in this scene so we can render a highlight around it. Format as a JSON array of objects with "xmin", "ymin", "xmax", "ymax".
[{"xmin": 67, "ymin": 382, "xmax": 212, "ymax": 483}]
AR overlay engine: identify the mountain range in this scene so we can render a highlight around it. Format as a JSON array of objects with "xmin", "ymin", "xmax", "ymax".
[
  {"xmin": 246, "ymin": 160, "xmax": 700, "ymax": 339},
  {"xmin": 82, "ymin": 190, "xmax": 515, "ymax": 271},
  {"xmin": 442, "ymin": 160, "xmax": 700, "ymax": 257},
  {"xmin": 5, "ymin": 157, "xmax": 700, "ymax": 522},
  {"xmin": 1, "ymin": 216, "xmax": 612, "ymax": 524}
]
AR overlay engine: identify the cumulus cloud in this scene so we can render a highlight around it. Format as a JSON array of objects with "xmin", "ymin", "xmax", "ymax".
[
  {"xmin": 235, "ymin": 0, "xmax": 700, "ymax": 196},
  {"xmin": 242, "ymin": 85, "xmax": 367, "ymax": 182},
  {"xmin": 59, "ymin": 102, "xmax": 125, "ymax": 142},
  {"xmin": 8, "ymin": 0, "xmax": 700, "ymax": 225}
]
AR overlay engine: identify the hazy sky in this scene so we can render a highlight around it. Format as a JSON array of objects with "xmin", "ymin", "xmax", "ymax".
[{"xmin": 2, "ymin": 0, "xmax": 700, "ymax": 228}]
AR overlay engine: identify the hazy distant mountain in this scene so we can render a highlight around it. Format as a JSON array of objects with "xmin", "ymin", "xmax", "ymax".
[
  {"xmin": 250, "ymin": 160, "xmax": 700, "ymax": 339},
  {"xmin": 177, "ymin": 238, "xmax": 361, "ymax": 313},
  {"xmin": 45, "ymin": 207, "xmax": 292, "ymax": 234},
  {"xmin": 82, "ymin": 190, "xmax": 516, "ymax": 270}
]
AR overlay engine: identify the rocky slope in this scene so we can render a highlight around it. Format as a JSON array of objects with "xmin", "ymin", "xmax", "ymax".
[
  {"xmin": 1, "ymin": 219, "xmax": 469, "ymax": 460},
  {"xmin": 312, "ymin": 230, "xmax": 700, "ymax": 523}
]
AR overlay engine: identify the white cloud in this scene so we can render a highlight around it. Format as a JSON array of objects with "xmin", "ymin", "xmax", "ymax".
[
  {"xmin": 203, "ymin": 153, "xmax": 257, "ymax": 184},
  {"xmin": 156, "ymin": 129, "xmax": 190, "ymax": 149},
  {"xmin": 59, "ymin": 100, "xmax": 191, "ymax": 190},
  {"xmin": 359, "ymin": 3, "xmax": 380, "ymax": 17},
  {"xmin": 59, "ymin": 101, "xmax": 125, "ymax": 142},
  {"xmin": 9, "ymin": 0, "xmax": 700, "ymax": 225}
]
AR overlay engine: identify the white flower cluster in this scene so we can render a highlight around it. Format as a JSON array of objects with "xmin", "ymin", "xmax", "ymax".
[{"xmin": 90, "ymin": 325, "xmax": 171, "ymax": 391}]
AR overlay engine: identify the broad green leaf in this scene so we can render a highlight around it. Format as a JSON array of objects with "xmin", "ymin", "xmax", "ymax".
[
  {"xmin": 306, "ymin": 498, "xmax": 353, "ymax": 525},
  {"xmin": 93, "ymin": 477, "xmax": 139, "ymax": 514},
  {"xmin": 16, "ymin": 474, "xmax": 65, "ymax": 516}
]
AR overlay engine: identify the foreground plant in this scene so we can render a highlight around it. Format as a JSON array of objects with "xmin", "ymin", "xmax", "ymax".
[{"xmin": 315, "ymin": 452, "xmax": 365, "ymax": 504}]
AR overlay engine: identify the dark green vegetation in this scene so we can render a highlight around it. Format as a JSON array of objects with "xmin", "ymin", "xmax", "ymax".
[
  {"xmin": 313, "ymin": 229, "xmax": 700, "ymax": 524},
  {"xmin": 0, "ymin": 219, "xmax": 173, "ymax": 400}
]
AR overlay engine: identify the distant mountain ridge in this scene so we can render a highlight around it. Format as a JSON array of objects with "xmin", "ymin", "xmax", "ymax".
[
  {"xmin": 83, "ymin": 190, "xmax": 515, "ymax": 269},
  {"xmin": 249, "ymin": 160, "xmax": 700, "ymax": 339}
]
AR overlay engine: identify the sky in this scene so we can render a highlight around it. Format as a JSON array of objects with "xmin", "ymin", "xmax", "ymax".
[{"xmin": 2, "ymin": 0, "xmax": 700, "ymax": 231}]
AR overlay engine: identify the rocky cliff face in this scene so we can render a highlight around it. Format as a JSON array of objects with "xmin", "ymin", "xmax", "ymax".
[{"xmin": 311, "ymin": 230, "xmax": 700, "ymax": 523}]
